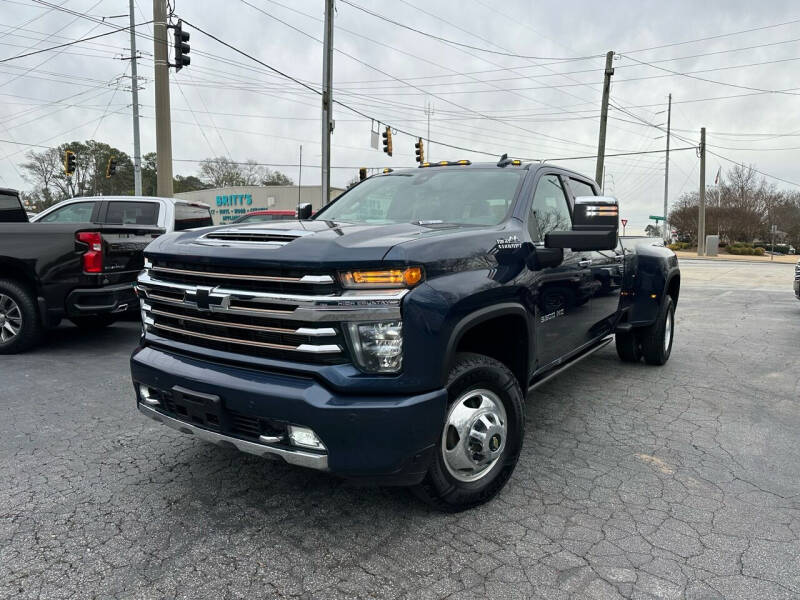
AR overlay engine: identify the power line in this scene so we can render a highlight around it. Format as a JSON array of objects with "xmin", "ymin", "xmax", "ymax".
[
  {"xmin": 0, "ymin": 22, "xmax": 152, "ymax": 63},
  {"xmin": 620, "ymin": 53, "xmax": 800, "ymax": 96},
  {"xmin": 544, "ymin": 146, "xmax": 696, "ymax": 162},
  {"xmin": 337, "ymin": 0, "xmax": 602, "ymax": 62},
  {"xmin": 624, "ymin": 16, "xmax": 800, "ymax": 54},
  {"xmin": 706, "ymin": 149, "xmax": 800, "ymax": 187}
]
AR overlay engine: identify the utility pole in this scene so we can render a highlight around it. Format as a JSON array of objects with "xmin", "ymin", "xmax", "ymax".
[
  {"xmin": 698, "ymin": 127, "xmax": 706, "ymax": 256},
  {"xmin": 298, "ymin": 144, "xmax": 302, "ymax": 208},
  {"xmin": 595, "ymin": 50, "xmax": 615, "ymax": 185},
  {"xmin": 153, "ymin": 0, "xmax": 173, "ymax": 197},
  {"xmin": 424, "ymin": 99, "xmax": 434, "ymax": 163},
  {"xmin": 663, "ymin": 93, "xmax": 671, "ymax": 243},
  {"xmin": 321, "ymin": 0, "xmax": 334, "ymax": 205},
  {"xmin": 129, "ymin": 0, "xmax": 142, "ymax": 196}
]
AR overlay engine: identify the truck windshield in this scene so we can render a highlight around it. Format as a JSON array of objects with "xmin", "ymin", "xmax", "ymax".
[{"xmin": 316, "ymin": 169, "xmax": 524, "ymax": 225}]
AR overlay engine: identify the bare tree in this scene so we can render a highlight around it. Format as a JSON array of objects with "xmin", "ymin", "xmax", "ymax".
[{"xmin": 199, "ymin": 156, "xmax": 248, "ymax": 187}]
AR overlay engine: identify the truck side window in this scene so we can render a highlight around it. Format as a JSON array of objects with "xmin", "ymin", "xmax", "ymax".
[
  {"xmin": 528, "ymin": 175, "xmax": 571, "ymax": 242},
  {"xmin": 568, "ymin": 178, "xmax": 596, "ymax": 199},
  {"xmin": 39, "ymin": 201, "xmax": 96, "ymax": 223}
]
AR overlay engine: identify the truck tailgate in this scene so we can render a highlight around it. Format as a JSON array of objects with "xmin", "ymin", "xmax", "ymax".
[{"xmin": 90, "ymin": 226, "xmax": 163, "ymax": 274}]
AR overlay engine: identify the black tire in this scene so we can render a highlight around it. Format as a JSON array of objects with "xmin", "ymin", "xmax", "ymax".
[
  {"xmin": 0, "ymin": 278, "xmax": 43, "ymax": 355},
  {"xmin": 412, "ymin": 352, "xmax": 525, "ymax": 512},
  {"xmin": 615, "ymin": 329, "xmax": 642, "ymax": 363},
  {"xmin": 69, "ymin": 314, "xmax": 116, "ymax": 329},
  {"xmin": 640, "ymin": 296, "xmax": 675, "ymax": 366}
]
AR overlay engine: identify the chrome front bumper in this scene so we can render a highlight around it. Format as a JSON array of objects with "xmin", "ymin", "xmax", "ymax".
[{"xmin": 138, "ymin": 403, "xmax": 329, "ymax": 470}]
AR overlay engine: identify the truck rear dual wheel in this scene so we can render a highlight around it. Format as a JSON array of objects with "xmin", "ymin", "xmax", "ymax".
[
  {"xmin": 0, "ymin": 279, "xmax": 42, "ymax": 355},
  {"xmin": 615, "ymin": 296, "xmax": 675, "ymax": 366},
  {"xmin": 413, "ymin": 353, "xmax": 525, "ymax": 512}
]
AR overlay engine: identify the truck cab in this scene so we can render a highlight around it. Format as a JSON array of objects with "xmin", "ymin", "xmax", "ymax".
[{"xmin": 131, "ymin": 159, "xmax": 679, "ymax": 510}]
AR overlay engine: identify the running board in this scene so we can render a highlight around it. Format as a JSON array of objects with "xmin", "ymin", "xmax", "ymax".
[{"xmin": 528, "ymin": 336, "xmax": 614, "ymax": 392}]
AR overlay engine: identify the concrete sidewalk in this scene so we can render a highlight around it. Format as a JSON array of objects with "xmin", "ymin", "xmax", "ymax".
[{"xmin": 675, "ymin": 250, "xmax": 797, "ymax": 264}]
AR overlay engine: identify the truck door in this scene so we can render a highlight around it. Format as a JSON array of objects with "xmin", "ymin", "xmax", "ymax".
[
  {"xmin": 564, "ymin": 177, "xmax": 622, "ymax": 337},
  {"xmin": 526, "ymin": 173, "xmax": 597, "ymax": 370}
]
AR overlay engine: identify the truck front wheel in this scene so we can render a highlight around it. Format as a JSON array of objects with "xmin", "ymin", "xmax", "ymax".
[
  {"xmin": 412, "ymin": 352, "xmax": 525, "ymax": 512},
  {"xmin": 0, "ymin": 279, "xmax": 43, "ymax": 354},
  {"xmin": 639, "ymin": 296, "xmax": 675, "ymax": 365}
]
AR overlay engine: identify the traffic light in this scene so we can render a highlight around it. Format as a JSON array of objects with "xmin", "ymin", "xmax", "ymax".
[
  {"xmin": 382, "ymin": 126, "xmax": 392, "ymax": 156},
  {"xmin": 105, "ymin": 156, "xmax": 118, "ymax": 178},
  {"xmin": 359, "ymin": 167, "xmax": 367, "ymax": 181},
  {"xmin": 64, "ymin": 150, "xmax": 76, "ymax": 176},
  {"xmin": 415, "ymin": 137, "xmax": 424, "ymax": 164},
  {"xmin": 173, "ymin": 20, "xmax": 190, "ymax": 71}
]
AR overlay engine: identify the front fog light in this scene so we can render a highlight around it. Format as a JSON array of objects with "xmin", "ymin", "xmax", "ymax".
[
  {"xmin": 288, "ymin": 425, "xmax": 326, "ymax": 451},
  {"xmin": 346, "ymin": 321, "xmax": 403, "ymax": 373}
]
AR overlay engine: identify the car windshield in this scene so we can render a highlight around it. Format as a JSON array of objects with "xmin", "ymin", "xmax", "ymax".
[{"xmin": 315, "ymin": 168, "xmax": 524, "ymax": 225}]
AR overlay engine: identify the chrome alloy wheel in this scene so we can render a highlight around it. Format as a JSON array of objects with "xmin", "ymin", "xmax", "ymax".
[
  {"xmin": 0, "ymin": 293, "xmax": 22, "ymax": 344},
  {"xmin": 441, "ymin": 388, "xmax": 507, "ymax": 483},
  {"xmin": 664, "ymin": 305, "xmax": 673, "ymax": 353}
]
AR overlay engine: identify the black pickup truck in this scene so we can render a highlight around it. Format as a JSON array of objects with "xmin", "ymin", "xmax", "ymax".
[
  {"xmin": 0, "ymin": 188, "xmax": 162, "ymax": 354},
  {"xmin": 131, "ymin": 160, "xmax": 680, "ymax": 511}
]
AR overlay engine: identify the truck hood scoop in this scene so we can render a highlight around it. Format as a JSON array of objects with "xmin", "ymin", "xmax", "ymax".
[{"xmin": 198, "ymin": 226, "xmax": 312, "ymax": 247}]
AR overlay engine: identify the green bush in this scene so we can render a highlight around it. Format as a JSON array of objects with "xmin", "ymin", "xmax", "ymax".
[
  {"xmin": 753, "ymin": 247, "xmax": 765, "ymax": 256},
  {"xmin": 727, "ymin": 246, "xmax": 740, "ymax": 255},
  {"xmin": 744, "ymin": 247, "xmax": 755, "ymax": 255}
]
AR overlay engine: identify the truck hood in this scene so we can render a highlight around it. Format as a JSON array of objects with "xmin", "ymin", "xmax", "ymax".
[{"xmin": 144, "ymin": 219, "xmax": 448, "ymax": 268}]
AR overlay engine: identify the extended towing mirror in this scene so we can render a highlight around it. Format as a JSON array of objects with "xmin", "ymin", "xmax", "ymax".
[
  {"xmin": 296, "ymin": 203, "xmax": 313, "ymax": 220},
  {"xmin": 545, "ymin": 196, "xmax": 619, "ymax": 251}
]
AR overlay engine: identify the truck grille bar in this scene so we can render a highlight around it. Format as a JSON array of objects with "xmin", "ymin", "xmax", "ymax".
[{"xmin": 138, "ymin": 263, "xmax": 406, "ymax": 363}]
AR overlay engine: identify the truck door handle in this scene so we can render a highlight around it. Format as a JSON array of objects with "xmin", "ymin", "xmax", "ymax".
[{"xmin": 578, "ymin": 259, "xmax": 592, "ymax": 267}]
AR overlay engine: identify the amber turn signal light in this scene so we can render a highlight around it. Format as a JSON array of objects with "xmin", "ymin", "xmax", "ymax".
[{"xmin": 340, "ymin": 267, "xmax": 424, "ymax": 289}]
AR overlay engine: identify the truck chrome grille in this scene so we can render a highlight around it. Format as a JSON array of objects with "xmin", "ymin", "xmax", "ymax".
[
  {"xmin": 138, "ymin": 260, "xmax": 407, "ymax": 364},
  {"xmin": 147, "ymin": 259, "xmax": 336, "ymax": 294}
]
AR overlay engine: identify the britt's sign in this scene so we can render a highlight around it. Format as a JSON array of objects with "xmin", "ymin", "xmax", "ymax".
[{"xmin": 216, "ymin": 194, "xmax": 253, "ymax": 206}]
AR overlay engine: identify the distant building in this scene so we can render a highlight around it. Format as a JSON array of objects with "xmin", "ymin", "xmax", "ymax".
[{"xmin": 174, "ymin": 185, "xmax": 344, "ymax": 225}]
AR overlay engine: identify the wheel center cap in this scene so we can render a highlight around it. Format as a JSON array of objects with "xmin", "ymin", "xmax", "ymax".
[{"xmin": 489, "ymin": 434, "xmax": 502, "ymax": 451}]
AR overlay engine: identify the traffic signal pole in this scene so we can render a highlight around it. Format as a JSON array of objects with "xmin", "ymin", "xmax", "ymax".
[
  {"xmin": 129, "ymin": 0, "xmax": 142, "ymax": 196},
  {"xmin": 321, "ymin": 0, "xmax": 334, "ymax": 205},
  {"xmin": 153, "ymin": 0, "xmax": 173, "ymax": 197}
]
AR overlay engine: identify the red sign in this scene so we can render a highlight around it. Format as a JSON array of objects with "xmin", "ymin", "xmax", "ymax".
[{"xmin": 621, "ymin": 219, "xmax": 628, "ymax": 226}]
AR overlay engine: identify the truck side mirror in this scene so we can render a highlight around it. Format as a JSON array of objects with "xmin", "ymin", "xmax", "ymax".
[
  {"xmin": 525, "ymin": 245, "xmax": 563, "ymax": 270},
  {"xmin": 545, "ymin": 196, "xmax": 618, "ymax": 251},
  {"xmin": 296, "ymin": 203, "xmax": 313, "ymax": 220}
]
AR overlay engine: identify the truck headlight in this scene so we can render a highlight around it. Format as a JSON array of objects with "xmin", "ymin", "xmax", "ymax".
[
  {"xmin": 339, "ymin": 267, "xmax": 423, "ymax": 289},
  {"xmin": 346, "ymin": 321, "xmax": 403, "ymax": 373}
]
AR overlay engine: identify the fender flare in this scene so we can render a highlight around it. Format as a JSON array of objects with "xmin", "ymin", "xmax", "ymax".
[
  {"xmin": 440, "ymin": 302, "xmax": 532, "ymax": 386},
  {"xmin": 663, "ymin": 267, "xmax": 681, "ymax": 305}
]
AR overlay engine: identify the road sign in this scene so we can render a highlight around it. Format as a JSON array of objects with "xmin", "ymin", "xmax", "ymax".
[
  {"xmin": 621, "ymin": 219, "xmax": 628, "ymax": 226},
  {"xmin": 649, "ymin": 215, "xmax": 665, "ymax": 221}
]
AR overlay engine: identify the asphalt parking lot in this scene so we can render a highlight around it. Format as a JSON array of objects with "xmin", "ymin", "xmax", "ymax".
[{"xmin": 1, "ymin": 260, "xmax": 798, "ymax": 600}]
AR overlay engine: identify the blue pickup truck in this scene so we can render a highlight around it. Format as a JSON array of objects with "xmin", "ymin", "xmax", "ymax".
[{"xmin": 131, "ymin": 159, "xmax": 680, "ymax": 511}]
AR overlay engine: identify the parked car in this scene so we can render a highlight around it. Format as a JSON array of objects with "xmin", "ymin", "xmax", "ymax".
[
  {"xmin": 131, "ymin": 159, "xmax": 680, "ymax": 511},
  {"xmin": 32, "ymin": 196, "xmax": 212, "ymax": 232},
  {"xmin": 231, "ymin": 210, "xmax": 296, "ymax": 224},
  {"xmin": 0, "ymin": 189, "xmax": 163, "ymax": 354}
]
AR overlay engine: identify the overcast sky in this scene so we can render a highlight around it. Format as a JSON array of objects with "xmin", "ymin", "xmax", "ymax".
[{"xmin": 1, "ymin": 0, "xmax": 799, "ymax": 232}]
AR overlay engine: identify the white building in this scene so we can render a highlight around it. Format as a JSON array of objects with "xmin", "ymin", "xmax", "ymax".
[{"xmin": 174, "ymin": 185, "xmax": 345, "ymax": 225}]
